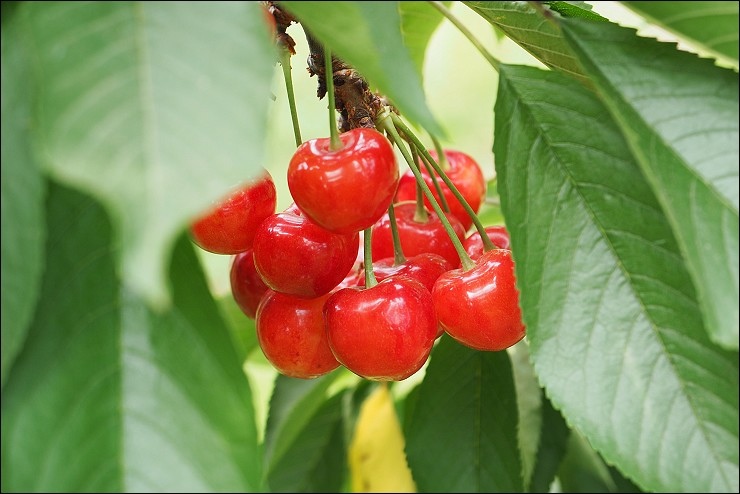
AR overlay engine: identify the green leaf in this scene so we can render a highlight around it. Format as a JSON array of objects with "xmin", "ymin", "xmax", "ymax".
[
  {"xmin": 529, "ymin": 393, "xmax": 571, "ymax": 492},
  {"xmin": 543, "ymin": 1, "xmax": 606, "ymax": 21},
  {"xmin": 1, "ymin": 5, "xmax": 45, "ymax": 388},
  {"xmin": 405, "ymin": 335, "xmax": 523, "ymax": 492},
  {"xmin": 217, "ymin": 294, "xmax": 259, "ymax": 363},
  {"xmin": 509, "ymin": 342, "xmax": 542, "ymax": 489},
  {"xmin": 495, "ymin": 64, "xmax": 739, "ymax": 492},
  {"xmin": 622, "ymin": 1, "xmax": 739, "ymax": 64},
  {"xmin": 557, "ymin": 431, "xmax": 621, "ymax": 493},
  {"xmin": 262, "ymin": 372, "xmax": 344, "ymax": 487},
  {"xmin": 399, "ymin": 1, "xmax": 448, "ymax": 79},
  {"xmin": 1, "ymin": 183, "xmax": 261, "ymax": 492},
  {"xmin": 561, "ymin": 18, "xmax": 739, "ymax": 350},
  {"xmin": 279, "ymin": 1, "xmax": 443, "ymax": 136},
  {"xmin": 21, "ymin": 1, "xmax": 276, "ymax": 308},
  {"xmin": 463, "ymin": 1, "xmax": 590, "ymax": 84},
  {"xmin": 265, "ymin": 391, "xmax": 348, "ymax": 492}
]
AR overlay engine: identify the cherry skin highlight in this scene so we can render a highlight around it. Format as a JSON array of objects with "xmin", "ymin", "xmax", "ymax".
[
  {"xmin": 463, "ymin": 225, "xmax": 511, "ymax": 260},
  {"xmin": 325, "ymin": 276, "xmax": 438, "ymax": 381},
  {"xmin": 252, "ymin": 209, "xmax": 359, "ymax": 298},
  {"xmin": 256, "ymin": 290, "xmax": 340, "ymax": 379},
  {"xmin": 287, "ymin": 127, "xmax": 399, "ymax": 234},
  {"xmin": 371, "ymin": 201, "xmax": 466, "ymax": 268},
  {"xmin": 432, "ymin": 249, "xmax": 525, "ymax": 351},
  {"xmin": 395, "ymin": 149, "xmax": 486, "ymax": 231}
]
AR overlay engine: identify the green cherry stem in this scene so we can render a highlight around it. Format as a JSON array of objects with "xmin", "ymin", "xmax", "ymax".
[
  {"xmin": 324, "ymin": 48, "xmax": 342, "ymax": 151},
  {"xmin": 388, "ymin": 203, "xmax": 407, "ymax": 266},
  {"xmin": 428, "ymin": 1, "xmax": 501, "ymax": 72},
  {"xmin": 417, "ymin": 144, "xmax": 451, "ymax": 213},
  {"xmin": 279, "ymin": 49, "xmax": 303, "ymax": 147},
  {"xmin": 410, "ymin": 145, "xmax": 429, "ymax": 223},
  {"xmin": 378, "ymin": 110, "xmax": 475, "ymax": 271},
  {"xmin": 363, "ymin": 227, "xmax": 378, "ymax": 288},
  {"xmin": 391, "ymin": 113, "xmax": 496, "ymax": 252},
  {"xmin": 430, "ymin": 134, "xmax": 449, "ymax": 170}
]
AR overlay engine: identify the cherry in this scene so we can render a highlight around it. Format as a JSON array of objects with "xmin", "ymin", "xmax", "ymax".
[
  {"xmin": 287, "ymin": 127, "xmax": 399, "ymax": 234},
  {"xmin": 463, "ymin": 225, "xmax": 511, "ymax": 260},
  {"xmin": 395, "ymin": 149, "xmax": 485, "ymax": 231},
  {"xmin": 371, "ymin": 201, "xmax": 466, "ymax": 268},
  {"xmin": 252, "ymin": 208, "xmax": 359, "ymax": 298},
  {"xmin": 432, "ymin": 249, "xmax": 525, "ymax": 351},
  {"xmin": 358, "ymin": 253, "xmax": 452, "ymax": 293},
  {"xmin": 360, "ymin": 253, "xmax": 453, "ymax": 338},
  {"xmin": 256, "ymin": 290, "xmax": 340, "ymax": 379},
  {"xmin": 190, "ymin": 170, "xmax": 277, "ymax": 255},
  {"xmin": 230, "ymin": 249, "xmax": 270, "ymax": 319},
  {"xmin": 324, "ymin": 276, "xmax": 438, "ymax": 381}
]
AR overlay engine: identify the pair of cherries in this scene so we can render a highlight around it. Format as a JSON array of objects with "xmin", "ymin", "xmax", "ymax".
[{"xmin": 189, "ymin": 127, "xmax": 525, "ymax": 382}]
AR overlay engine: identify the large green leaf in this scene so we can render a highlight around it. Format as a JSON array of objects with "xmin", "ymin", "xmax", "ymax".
[
  {"xmin": 0, "ymin": 4, "xmax": 45, "ymax": 388},
  {"xmin": 399, "ymin": 1, "xmax": 448, "ymax": 79},
  {"xmin": 561, "ymin": 19, "xmax": 739, "ymax": 350},
  {"xmin": 261, "ymin": 371, "xmax": 345, "ymax": 488},
  {"xmin": 21, "ymin": 1, "xmax": 276, "ymax": 308},
  {"xmin": 464, "ymin": 1, "xmax": 594, "ymax": 85},
  {"xmin": 1, "ymin": 183, "xmax": 261, "ymax": 492},
  {"xmin": 279, "ymin": 1, "xmax": 443, "ymax": 136},
  {"xmin": 495, "ymin": 65, "xmax": 739, "ymax": 492},
  {"xmin": 622, "ymin": 1, "xmax": 739, "ymax": 64},
  {"xmin": 265, "ymin": 391, "xmax": 348, "ymax": 492},
  {"xmin": 404, "ymin": 335, "xmax": 523, "ymax": 492}
]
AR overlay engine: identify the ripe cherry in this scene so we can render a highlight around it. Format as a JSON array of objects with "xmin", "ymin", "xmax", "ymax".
[
  {"xmin": 287, "ymin": 127, "xmax": 399, "ymax": 234},
  {"xmin": 371, "ymin": 201, "xmax": 466, "ymax": 268},
  {"xmin": 358, "ymin": 253, "xmax": 452, "ymax": 293},
  {"xmin": 432, "ymin": 249, "xmax": 525, "ymax": 351},
  {"xmin": 252, "ymin": 208, "xmax": 359, "ymax": 298},
  {"xmin": 256, "ymin": 290, "xmax": 340, "ymax": 379},
  {"xmin": 395, "ymin": 149, "xmax": 485, "ymax": 231},
  {"xmin": 360, "ymin": 253, "xmax": 453, "ymax": 338},
  {"xmin": 463, "ymin": 225, "xmax": 511, "ymax": 260},
  {"xmin": 324, "ymin": 276, "xmax": 438, "ymax": 381},
  {"xmin": 230, "ymin": 249, "xmax": 269, "ymax": 319},
  {"xmin": 190, "ymin": 170, "xmax": 277, "ymax": 255}
]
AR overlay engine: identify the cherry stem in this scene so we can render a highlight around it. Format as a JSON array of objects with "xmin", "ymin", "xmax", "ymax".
[
  {"xmin": 391, "ymin": 113, "xmax": 496, "ymax": 252},
  {"xmin": 363, "ymin": 227, "xmax": 378, "ymax": 288},
  {"xmin": 417, "ymin": 146, "xmax": 451, "ymax": 213},
  {"xmin": 429, "ymin": 0, "xmax": 501, "ymax": 72},
  {"xmin": 279, "ymin": 49, "xmax": 302, "ymax": 147},
  {"xmin": 430, "ymin": 134, "xmax": 449, "ymax": 170},
  {"xmin": 410, "ymin": 145, "xmax": 429, "ymax": 223},
  {"xmin": 324, "ymin": 48, "xmax": 342, "ymax": 151},
  {"xmin": 387, "ymin": 203, "xmax": 407, "ymax": 266},
  {"xmin": 377, "ymin": 111, "xmax": 474, "ymax": 271}
]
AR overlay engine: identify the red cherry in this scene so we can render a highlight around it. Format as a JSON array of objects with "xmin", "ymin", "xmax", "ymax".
[
  {"xmin": 287, "ymin": 127, "xmax": 399, "ymax": 234},
  {"xmin": 358, "ymin": 253, "xmax": 452, "ymax": 293},
  {"xmin": 463, "ymin": 225, "xmax": 511, "ymax": 260},
  {"xmin": 230, "ymin": 250, "xmax": 270, "ymax": 319},
  {"xmin": 432, "ymin": 249, "xmax": 525, "ymax": 351},
  {"xmin": 360, "ymin": 253, "xmax": 453, "ymax": 338},
  {"xmin": 324, "ymin": 277, "xmax": 438, "ymax": 381},
  {"xmin": 371, "ymin": 201, "xmax": 466, "ymax": 268},
  {"xmin": 190, "ymin": 170, "xmax": 277, "ymax": 255},
  {"xmin": 256, "ymin": 290, "xmax": 340, "ymax": 379},
  {"xmin": 252, "ymin": 209, "xmax": 359, "ymax": 298},
  {"xmin": 395, "ymin": 149, "xmax": 485, "ymax": 231}
]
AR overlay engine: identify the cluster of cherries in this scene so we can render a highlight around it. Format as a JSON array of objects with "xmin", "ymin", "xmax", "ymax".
[{"xmin": 189, "ymin": 125, "xmax": 525, "ymax": 381}]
